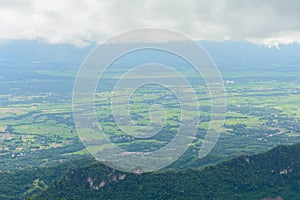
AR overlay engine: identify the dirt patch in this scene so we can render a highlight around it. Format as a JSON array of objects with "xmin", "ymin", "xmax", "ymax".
[{"xmin": 0, "ymin": 126, "xmax": 7, "ymax": 132}]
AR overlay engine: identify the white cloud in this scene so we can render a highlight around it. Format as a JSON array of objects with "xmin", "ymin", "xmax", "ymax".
[{"xmin": 0, "ymin": 0, "xmax": 300, "ymax": 47}]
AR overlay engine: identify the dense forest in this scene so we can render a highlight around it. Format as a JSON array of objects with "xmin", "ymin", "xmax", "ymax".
[{"xmin": 25, "ymin": 142, "xmax": 300, "ymax": 200}]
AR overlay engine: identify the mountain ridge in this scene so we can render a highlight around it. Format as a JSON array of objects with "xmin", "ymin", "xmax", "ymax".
[{"xmin": 36, "ymin": 142, "xmax": 300, "ymax": 200}]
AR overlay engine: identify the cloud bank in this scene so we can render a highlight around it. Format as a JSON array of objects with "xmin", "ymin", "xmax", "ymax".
[{"xmin": 0, "ymin": 0, "xmax": 300, "ymax": 47}]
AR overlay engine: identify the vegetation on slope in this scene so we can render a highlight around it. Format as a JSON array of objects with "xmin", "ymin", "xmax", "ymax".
[{"xmin": 37, "ymin": 143, "xmax": 300, "ymax": 200}]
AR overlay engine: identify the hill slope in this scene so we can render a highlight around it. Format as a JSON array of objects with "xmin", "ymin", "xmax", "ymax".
[
  {"xmin": 37, "ymin": 143, "xmax": 300, "ymax": 200},
  {"xmin": 0, "ymin": 157, "xmax": 94, "ymax": 200}
]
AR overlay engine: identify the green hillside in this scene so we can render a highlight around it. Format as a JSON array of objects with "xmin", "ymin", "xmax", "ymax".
[
  {"xmin": 0, "ymin": 157, "xmax": 94, "ymax": 200},
  {"xmin": 36, "ymin": 143, "xmax": 300, "ymax": 200}
]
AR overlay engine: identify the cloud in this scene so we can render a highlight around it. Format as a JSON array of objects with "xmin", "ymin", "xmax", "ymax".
[{"xmin": 0, "ymin": 0, "xmax": 300, "ymax": 47}]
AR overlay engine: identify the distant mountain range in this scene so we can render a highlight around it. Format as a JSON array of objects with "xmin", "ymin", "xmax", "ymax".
[
  {"xmin": 1, "ymin": 40, "xmax": 300, "ymax": 68},
  {"xmin": 0, "ymin": 40, "xmax": 95, "ymax": 64},
  {"xmin": 30, "ymin": 142, "xmax": 300, "ymax": 200}
]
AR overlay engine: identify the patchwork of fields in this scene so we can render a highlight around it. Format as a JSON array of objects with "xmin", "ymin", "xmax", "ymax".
[{"xmin": 0, "ymin": 61, "xmax": 300, "ymax": 170}]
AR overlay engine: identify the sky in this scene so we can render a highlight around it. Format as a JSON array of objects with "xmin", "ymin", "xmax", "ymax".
[{"xmin": 0, "ymin": 0, "xmax": 300, "ymax": 47}]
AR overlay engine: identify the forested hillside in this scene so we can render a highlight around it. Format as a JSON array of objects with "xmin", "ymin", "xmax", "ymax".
[{"xmin": 36, "ymin": 143, "xmax": 300, "ymax": 200}]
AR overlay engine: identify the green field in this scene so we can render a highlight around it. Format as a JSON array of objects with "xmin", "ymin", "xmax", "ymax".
[{"xmin": 0, "ymin": 63, "xmax": 300, "ymax": 171}]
